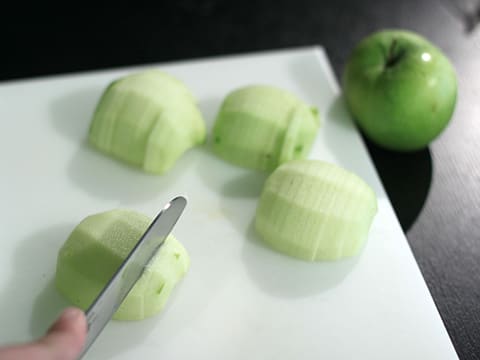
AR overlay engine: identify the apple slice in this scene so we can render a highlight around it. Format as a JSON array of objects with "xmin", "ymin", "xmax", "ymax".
[
  {"xmin": 55, "ymin": 209, "xmax": 189, "ymax": 321},
  {"xmin": 89, "ymin": 70, "xmax": 206, "ymax": 174},
  {"xmin": 255, "ymin": 160, "xmax": 377, "ymax": 261},
  {"xmin": 212, "ymin": 85, "xmax": 320, "ymax": 171}
]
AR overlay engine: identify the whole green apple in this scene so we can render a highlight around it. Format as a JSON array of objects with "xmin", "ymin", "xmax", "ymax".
[{"xmin": 342, "ymin": 30, "xmax": 457, "ymax": 151}]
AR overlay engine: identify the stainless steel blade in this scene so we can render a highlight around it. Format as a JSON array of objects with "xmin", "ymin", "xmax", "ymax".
[{"xmin": 79, "ymin": 196, "xmax": 187, "ymax": 359}]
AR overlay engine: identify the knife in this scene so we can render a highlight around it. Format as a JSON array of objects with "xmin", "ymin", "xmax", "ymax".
[{"xmin": 79, "ymin": 196, "xmax": 187, "ymax": 359}]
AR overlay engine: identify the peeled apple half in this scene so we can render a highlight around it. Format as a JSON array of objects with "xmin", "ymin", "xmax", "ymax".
[
  {"xmin": 255, "ymin": 160, "xmax": 377, "ymax": 261},
  {"xmin": 55, "ymin": 209, "xmax": 189, "ymax": 321},
  {"xmin": 89, "ymin": 70, "xmax": 206, "ymax": 174},
  {"xmin": 212, "ymin": 85, "xmax": 320, "ymax": 171}
]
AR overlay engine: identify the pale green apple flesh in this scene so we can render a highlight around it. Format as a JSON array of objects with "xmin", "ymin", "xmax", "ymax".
[
  {"xmin": 55, "ymin": 209, "xmax": 189, "ymax": 321},
  {"xmin": 89, "ymin": 70, "xmax": 206, "ymax": 174},
  {"xmin": 212, "ymin": 85, "xmax": 320, "ymax": 171},
  {"xmin": 343, "ymin": 30, "xmax": 457, "ymax": 151},
  {"xmin": 255, "ymin": 160, "xmax": 377, "ymax": 261}
]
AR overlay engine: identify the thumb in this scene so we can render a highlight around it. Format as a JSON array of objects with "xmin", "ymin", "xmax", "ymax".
[
  {"xmin": 41, "ymin": 307, "xmax": 88, "ymax": 359},
  {"xmin": 0, "ymin": 307, "xmax": 87, "ymax": 360}
]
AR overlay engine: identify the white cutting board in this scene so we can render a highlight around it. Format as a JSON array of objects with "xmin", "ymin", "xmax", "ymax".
[{"xmin": 0, "ymin": 47, "xmax": 457, "ymax": 359}]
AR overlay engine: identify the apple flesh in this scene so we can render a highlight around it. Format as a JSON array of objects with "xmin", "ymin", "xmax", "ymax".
[
  {"xmin": 255, "ymin": 160, "xmax": 377, "ymax": 261},
  {"xmin": 55, "ymin": 209, "xmax": 190, "ymax": 321},
  {"xmin": 212, "ymin": 85, "xmax": 320, "ymax": 172},
  {"xmin": 89, "ymin": 70, "xmax": 206, "ymax": 174},
  {"xmin": 343, "ymin": 30, "xmax": 457, "ymax": 151}
]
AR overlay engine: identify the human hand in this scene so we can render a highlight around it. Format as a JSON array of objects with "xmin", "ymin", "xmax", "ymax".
[{"xmin": 0, "ymin": 307, "xmax": 87, "ymax": 360}]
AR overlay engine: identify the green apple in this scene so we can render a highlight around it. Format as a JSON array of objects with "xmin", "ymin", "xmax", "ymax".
[{"xmin": 342, "ymin": 30, "xmax": 457, "ymax": 151}]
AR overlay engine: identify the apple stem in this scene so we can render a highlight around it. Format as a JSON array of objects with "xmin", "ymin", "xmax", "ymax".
[{"xmin": 385, "ymin": 39, "xmax": 404, "ymax": 68}]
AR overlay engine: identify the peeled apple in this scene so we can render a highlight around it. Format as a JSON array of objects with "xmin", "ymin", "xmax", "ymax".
[
  {"xmin": 212, "ymin": 85, "xmax": 320, "ymax": 171},
  {"xmin": 255, "ymin": 160, "xmax": 377, "ymax": 261},
  {"xmin": 88, "ymin": 70, "xmax": 206, "ymax": 174},
  {"xmin": 55, "ymin": 209, "xmax": 189, "ymax": 321}
]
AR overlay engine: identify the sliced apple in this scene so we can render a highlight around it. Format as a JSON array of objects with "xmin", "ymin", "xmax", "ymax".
[
  {"xmin": 89, "ymin": 70, "xmax": 206, "ymax": 174},
  {"xmin": 255, "ymin": 160, "xmax": 377, "ymax": 261},
  {"xmin": 212, "ymin": 85, "xmax": 320, "ymax": 171},
  {"xmin": 55, "ymin": 209, "xmax": 189, "ymax": 321}
]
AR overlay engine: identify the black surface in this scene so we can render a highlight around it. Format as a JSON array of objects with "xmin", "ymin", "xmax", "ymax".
[{"xmin": 2, "ymin": 1, "xmax": 479, "ymax": 358}]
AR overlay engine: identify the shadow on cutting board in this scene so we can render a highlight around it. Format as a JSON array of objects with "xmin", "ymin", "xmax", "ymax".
[
  {"xmin": 64, "ymin": 142, "xmax": 186, "ymax": 204},
  {"xmin": 30, "ymin": 278, "xmax": 70, "ymax": 337},
  {"xmin": 49, "ymin": 87, "xmax": 102, "ymax": 142},
  {"xmin": 198, "ymin": 97, "xmax": 222, "ymax": 134},
  {"xmin": 240, "ymin": 221, "xmax": 360, "ymax": 298},
  {"xmin": 0, "ymin": 224, "xmax": 72, "ymax": 340},
  {"xmin": 81, "ymin": 316, "xmax": 159, "ymax": 360}
]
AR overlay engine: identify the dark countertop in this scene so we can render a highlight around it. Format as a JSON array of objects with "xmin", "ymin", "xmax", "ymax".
[{"xmin": 2, "ymin": 1, "xmax": 479, "ymax": 358}]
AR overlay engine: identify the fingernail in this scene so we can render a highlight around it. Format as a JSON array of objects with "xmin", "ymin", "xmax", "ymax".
[
  {"xmin": 48, "ymin": 307, "xmax": 85, "ymax": 333},
  {"xmin": 61, "ymin": 307, "xmax": 83, "ymax": 321}
]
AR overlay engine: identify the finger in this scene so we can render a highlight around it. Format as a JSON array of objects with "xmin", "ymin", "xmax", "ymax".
[
  {"xmin": 0, "ymin": 307, "xmax": 87, "ymax": 360},
  {"xmin": 41, "ymin": 307, "xmax": 88, "ymax": 359}
]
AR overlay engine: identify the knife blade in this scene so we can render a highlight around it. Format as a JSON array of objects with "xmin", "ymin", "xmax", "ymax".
[{"xmin": 79, "ymin": 196, "xmax": 187, "ymax": 359}]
